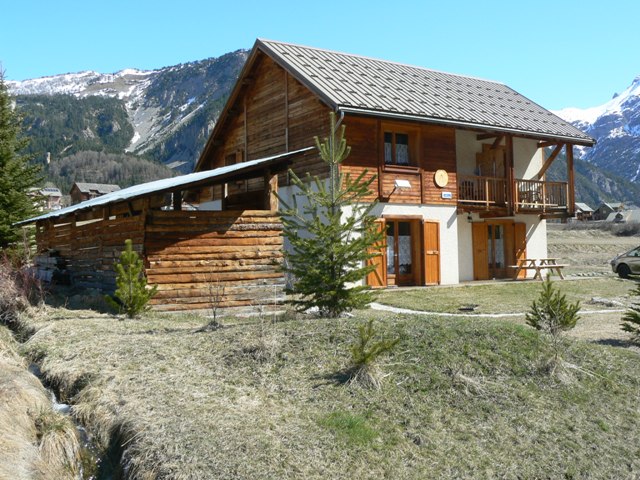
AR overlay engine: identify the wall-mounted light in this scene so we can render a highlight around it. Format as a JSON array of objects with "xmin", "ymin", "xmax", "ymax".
[
  {"xmin": 394, "ymin": 179, "xmax": 411, "ymax": 190},
  {"xmin": 467, "ymin": 213, "xmax": 473, "ymax": 223}
]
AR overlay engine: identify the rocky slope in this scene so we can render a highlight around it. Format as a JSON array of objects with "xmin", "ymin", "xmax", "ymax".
[
  {"xmin": 554, "ymin": 77, "xmax": 640, "ymax": 183},
  {"xmin": 8, "ymin": 50, "xmax": 248, "ymax": 172}
]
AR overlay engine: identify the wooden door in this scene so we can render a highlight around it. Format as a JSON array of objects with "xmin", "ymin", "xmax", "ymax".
[
  {"xmin": 472, "ymin": 223, "xmax": 489, "ymax": 280},
  {"xmin": 423, "ymin": 221, "xmax": 440, "ymax": 285},
  {"xmin": 366, "ymin": 219, "xmax": 387, "ymax": 287},
  {"xmin": 514, "ymin": 222, "xmax": 527, "ymax": 279}
]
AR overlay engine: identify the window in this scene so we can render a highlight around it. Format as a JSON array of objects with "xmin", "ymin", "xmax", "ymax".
[{"xmin": 384, "ymin": 132, "xmax": 411, "ymax": 166}]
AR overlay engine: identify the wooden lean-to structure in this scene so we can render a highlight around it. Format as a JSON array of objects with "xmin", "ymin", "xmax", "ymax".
[{"xmin": 19, "ymin": 150, "xmax": 312, "ymax": 313}]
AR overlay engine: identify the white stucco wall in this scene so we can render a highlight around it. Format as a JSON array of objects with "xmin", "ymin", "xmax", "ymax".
[
  {"xmin": 513, "ymin": 137, "xmax": 543, "ymax": 179},
  {"xmin": 455, "ymin": 130, "xmax": 480, "ymax": 175},
  {"xmin": 457, "ymin": 212, "xmax": 547, "ymax": 281},
  {"xmin": 457, "ymin": 212, "xmax": 475, "ymax": 281},
  {"xmin": 369, "ymin": 203, "xmax": 460, "ymax": 285},
  {"xmin": 198, "ymin": 199, "xmax": 222, "ymax": 211}
]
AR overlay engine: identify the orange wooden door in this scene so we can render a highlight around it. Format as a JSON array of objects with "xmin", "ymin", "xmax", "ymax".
[
  {"xmin": 366, "ymin": 219, "xmax": 387, "ymax": 287},
  {"xmin": 472, "ymin": 223, "xmax": 489, "ymax": 280},
  {"xmin": 423, "ymin": 221, "xmax": 440, "ymax": 285},
  {"xmin": 514, "ymin": 222, "xmax": 527, "ymax": 279}
]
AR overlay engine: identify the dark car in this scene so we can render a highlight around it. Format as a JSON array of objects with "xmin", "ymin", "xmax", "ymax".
[{"xmin": 611, "ymin": 246, "xmax": 640, "ymax": 278}]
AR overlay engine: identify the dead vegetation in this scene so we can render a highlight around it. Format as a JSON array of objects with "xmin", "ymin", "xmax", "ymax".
[
  {"xmin": 0, "ymin": 325, "xmax": 80, "ymax": 480},
  {"xmin": 11, "ymin": 305, "xmax": 640, "ymax": 479}
]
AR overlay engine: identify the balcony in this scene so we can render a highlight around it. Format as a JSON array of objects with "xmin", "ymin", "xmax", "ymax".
[
  {"xmin": 458, "ymin": 175, "xmax": 569, "ymax": 214},
  {"xmin": 514, "ymin": 179, "xmax": 568, "ymax": 213}
]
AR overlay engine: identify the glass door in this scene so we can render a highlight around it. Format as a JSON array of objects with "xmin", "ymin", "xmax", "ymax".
[
  {"xmin": 487, "ymin": 224, "xmax": 507, "ymax": 278},
  {"xmin": 386, "ymin": 220, "xmax": 415, "ymax": 286}
]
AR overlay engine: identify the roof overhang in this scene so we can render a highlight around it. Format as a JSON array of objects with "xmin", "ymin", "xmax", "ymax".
[
  {"xmin": 16, "ymin": 147, "xmax": 313, "ymax": 226},
  {"xmin": 337, "ymin": 106, "xmax": 596, "ymax": 147}
]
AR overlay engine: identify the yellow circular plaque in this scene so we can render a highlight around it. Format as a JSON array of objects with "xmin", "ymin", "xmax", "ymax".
[{"xmin": 434, "ymin": 169, "xmax": 449, "ymax": 188}]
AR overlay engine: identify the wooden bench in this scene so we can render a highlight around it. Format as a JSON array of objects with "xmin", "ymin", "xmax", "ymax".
[{"xmin": 509, "ymin": 258, "xmax": 567, "ymax": 280}]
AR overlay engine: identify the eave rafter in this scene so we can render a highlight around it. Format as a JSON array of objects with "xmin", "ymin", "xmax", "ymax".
[{"xmin": 536, "ymin": 143, "xmax": 564, "ymax": 179}]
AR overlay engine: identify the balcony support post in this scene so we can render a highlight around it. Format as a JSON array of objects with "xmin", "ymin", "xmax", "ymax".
[
  {"xmin": 566, "ymin": 144, "xmax": 575, "ymax": 216},
  {"xmin": 505, "ymin": 135, "xmax": 514, "ymax": 216}
]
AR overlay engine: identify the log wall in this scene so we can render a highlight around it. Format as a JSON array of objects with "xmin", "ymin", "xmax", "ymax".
[
  {"xmin": 35, "ymin": 215, "xmax": 145, "ymax": 290},
  {"xmin": 145, "ymin": 210, "xmax": 285, "ymax": 312},
  {"xmin": 35, "ymin": 209, "xmax": 285, "ymax": 313}
]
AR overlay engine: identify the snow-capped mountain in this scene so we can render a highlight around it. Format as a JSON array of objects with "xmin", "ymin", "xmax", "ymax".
[
  {"xmin": 554, "ymin": 77, "xmax": 640, "ymax": 182},
  {"xmin": 7, "ymin": 50, "xmax": 248, "ymax": 171}
]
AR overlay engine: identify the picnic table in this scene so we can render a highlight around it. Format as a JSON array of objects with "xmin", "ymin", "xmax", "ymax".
[{"xmin": 510, "ymin": 258, "xmax": 567, "ymax": 280}]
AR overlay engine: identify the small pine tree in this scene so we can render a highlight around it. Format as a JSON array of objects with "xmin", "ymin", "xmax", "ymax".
[
  {"xmin": 106, "ymin": 239, "xmax": 157, "ymax": 318},
  {"xmin": 621, "ymin": 283, "xmax": 640, "ymax": 344},
  {"xmin": 278, "ymin": 112, "xmax": 382, "ymax": 318},
  {"xmin": 0, "ymin": 70, "xmax": 42, "ymax": 247},
  {"xmin": 526, "ymin": 275, "xmax": 580, "ymax": 374},
  {"xmin": 348, "ymin": 319, "xmax": 399, "ymax": 389}
]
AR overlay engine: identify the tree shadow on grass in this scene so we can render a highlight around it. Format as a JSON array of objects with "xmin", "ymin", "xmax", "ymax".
[
  {"xmin": 591, "ymin": 338, "xmax": 637, "ymax": 350},
  {"xmin": 313, "ymin": 369, "xmax": 352, "ymax": 387}
]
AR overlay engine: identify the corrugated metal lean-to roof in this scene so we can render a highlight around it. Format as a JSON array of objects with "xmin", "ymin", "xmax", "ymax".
[{"xmin": 17, "ymin": 147, "xmax": 313, "ymax": 226}]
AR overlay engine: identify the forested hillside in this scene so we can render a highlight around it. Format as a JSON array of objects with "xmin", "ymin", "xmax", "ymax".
[
  {"xmin": 46, "ymin": 151, "xmax": 174, "ymax": 193},
  {"xmin": 17, "ymin": 95, "xmax": 134, "ymax": 163}
]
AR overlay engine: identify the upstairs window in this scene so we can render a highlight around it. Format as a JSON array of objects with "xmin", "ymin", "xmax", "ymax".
[{"xmin": 384, "ymin": 132, "xmax": 411, "ymax": 166}]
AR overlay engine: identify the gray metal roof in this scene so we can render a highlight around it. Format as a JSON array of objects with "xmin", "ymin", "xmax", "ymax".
[
  {"xmin": 258, "ymin": 39, "xmax": 595, "ymax": 146},
  {"xmin": 17, "ymin": 147, "xmax": 312, "ymax": 226},
  {"xmin": 72, "ymin": 182, "xmax": 121, "ymax": 194},
  {"xmin": 575, "ymin": 202, "xmax": 594, "ymax": 213}
]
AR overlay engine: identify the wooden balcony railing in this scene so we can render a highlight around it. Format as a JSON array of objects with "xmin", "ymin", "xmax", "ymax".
[
  {"xmin": 458, "ymin": 175, "xmax": 568, "ymax": 213},
  {"xmin": 515, "ymin": 179, "xmax": 568, "ymax": 212},
  {"xmin": 457, "ymin": 175, "xmax": 507, "ymax": 207}
]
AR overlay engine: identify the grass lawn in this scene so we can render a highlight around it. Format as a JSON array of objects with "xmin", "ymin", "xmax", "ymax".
[
  {"xmin": 17, "ymin": 302, "xmax": 640, "ymax": 479},
  {"xmin": 376, "ymin": 277, "xmax": 637, "ymax": 315}
]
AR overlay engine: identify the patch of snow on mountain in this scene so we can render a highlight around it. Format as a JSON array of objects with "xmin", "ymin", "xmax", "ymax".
[
  {"xmin": 129, "ymin": 131, "xmax": 141, "ymax": 146},
  {"xmin": 609, "ymin": 127, "xmax": 627, "ymax": 139},
  {"xmin": 554, "ymin": 76, "xmax": 640, "ymax": 128}
]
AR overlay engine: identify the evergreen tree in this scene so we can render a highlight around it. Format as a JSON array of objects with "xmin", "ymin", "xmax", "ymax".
[
  {"xmin": 106, "ymin": 239, "xmax": 158, "ymax": 318},
  {"xmin": 526, "ymin": 275, "xmax": 580, "ymax": 374},
  {"xmin": 621, "ymin": 283, "xmax": 640, "ymax": 344},
  {"xmin": 278, "ymin": 112, "xmax": 382, "ymax": 318},
  {"xmin": 0, "ymin": 71, "xmax": 41, "ymax": 247}
]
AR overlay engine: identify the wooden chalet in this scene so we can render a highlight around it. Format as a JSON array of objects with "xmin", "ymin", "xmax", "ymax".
[
  {"xmin": 195, "ymin": 39, "xmax": 595, "ymax": 285},
  {"xmin": 19, "ymin": 151, "xmax": 312, "ymax": 313},
  {"xmin": 70, "ymin": 182, "xmax": 121, "ymax": 205}
]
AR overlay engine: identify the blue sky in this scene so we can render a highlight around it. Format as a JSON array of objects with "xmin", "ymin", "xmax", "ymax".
[{"xmin": 2, "ymin": 0, "xmax": 638, "ymax": 110}]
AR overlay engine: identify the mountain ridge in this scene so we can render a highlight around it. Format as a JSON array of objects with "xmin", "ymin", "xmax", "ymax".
[
  {"xmin": 8, "ymin": 49, "xmax": 248, "ymax": 172},
  {"xmin": 553, "ymin": 76, "xmax": 640, "ymax": 183}
]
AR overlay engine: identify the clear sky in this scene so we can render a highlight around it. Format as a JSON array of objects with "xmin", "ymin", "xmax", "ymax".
[{"xmin": 1, "ymin": 0, "xmax": 638, "ymax": 110}]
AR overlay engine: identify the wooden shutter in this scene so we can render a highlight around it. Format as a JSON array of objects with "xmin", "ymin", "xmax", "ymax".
[
  {"xmin": 423, "ymin": 221, "xmax": 440, "ymax": 285},
  {"xmin": 472, "ymin": 223, "xmax": 489, "ymax": 280},
  {"xmin": 366, "ymin": 219, "xmax": 387, "ymax": 288},
  {"xmin": 514, "ymin": 222, "xmax": 527, "ymax": 279}
]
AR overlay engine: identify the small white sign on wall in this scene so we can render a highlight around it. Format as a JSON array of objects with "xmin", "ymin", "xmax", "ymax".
[{"xmin": 441, "ymin": 191, "xmax": 452, "ymax": 199}]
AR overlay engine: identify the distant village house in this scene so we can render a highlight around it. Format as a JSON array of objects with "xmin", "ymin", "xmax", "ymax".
[
  {"xmin": 70, "ymin": 182, "xmax": 121, "ymax": 205},
  {"xmin": 594, "ymin": 202, "xmax": 623, "ymax": 220},
  {"xmin": 574, "ymin": 202, "xmax": 594, "ymax": 221},
  {"xmin": 28, "ymin": 187, "xmax": 63, "ymax": 212}
]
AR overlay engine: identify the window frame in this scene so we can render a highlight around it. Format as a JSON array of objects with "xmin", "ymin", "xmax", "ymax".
[{"xmin": 381, "ymin": 125, "xmax": 419, "ymax": 172}]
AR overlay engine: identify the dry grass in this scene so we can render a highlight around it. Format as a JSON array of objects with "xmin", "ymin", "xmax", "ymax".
[
  {"xmin": 547, "ymin": 223, "xmax": 640, "ymax": 275},
  {"xmin": 14, "ymin": 305, "xmax": 640, "ymax": 479},
  {"xmin": 3, "ymin": 226, "xmax": 639, "ymax": 478},
  {"xmin": 0, "ymin": 324, "xmax": 80, "ymax": 480}
]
